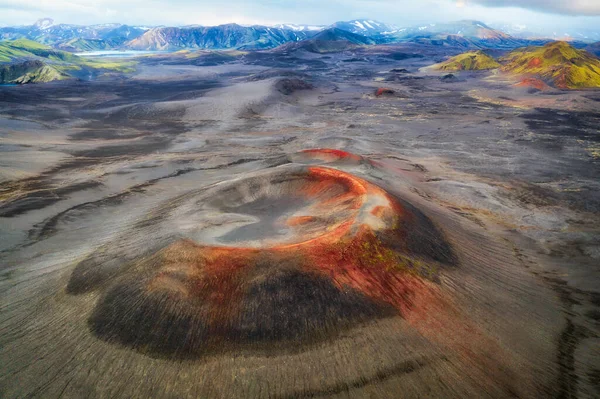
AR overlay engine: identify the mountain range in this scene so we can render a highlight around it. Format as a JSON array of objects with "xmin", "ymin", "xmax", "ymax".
[
  {"xmin": 3, "ymin": 18, "xmax": 597, "ymax": 53},
  {"xmin": 377, "ymin": 20, "xmax": 530, "ymax": 49},
  {"xmin": 0, "ymin": 18, "xmax": 147, "ymax": 50},
  {"xmin": 1, "ymin": 18, "xmax": 600, "ymax": 65},
  {"xmin": 126, "ymin": 24, "xmax": 314, "ymax": 51}
]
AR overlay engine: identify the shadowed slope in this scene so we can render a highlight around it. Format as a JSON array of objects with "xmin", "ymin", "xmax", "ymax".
[{"xmin": 277, "ymin": 28, "xmax": 375, "ymax": 54}]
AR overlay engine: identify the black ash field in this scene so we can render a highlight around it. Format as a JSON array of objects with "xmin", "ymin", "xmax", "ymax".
[{"xmin": 1, "ymin": 43, "xmax": 600, "ymax": 398}]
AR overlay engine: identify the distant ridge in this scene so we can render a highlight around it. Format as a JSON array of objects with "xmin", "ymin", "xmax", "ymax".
[
  {"xmin": 0, "ymin": 19, "xmax": 147, "ymax": 50},
  {"xmin": 378, "ymin": 20, "xmax": 529, "ymax": 49},
  {"xmin": 586, "ymin": 42, "xmax": 600, "ymax": 57}
]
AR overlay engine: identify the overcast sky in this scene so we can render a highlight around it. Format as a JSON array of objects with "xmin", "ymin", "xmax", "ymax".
[{"xmin": 1, "ymin": 0, "xmax": 599, "ymax": 32}]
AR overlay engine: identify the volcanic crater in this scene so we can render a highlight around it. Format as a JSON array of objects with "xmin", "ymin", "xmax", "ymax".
[{"xmin": 68, "ymin": 150, "xmax": 457, "ymax": 358}]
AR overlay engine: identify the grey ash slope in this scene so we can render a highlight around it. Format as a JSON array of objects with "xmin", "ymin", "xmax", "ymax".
[{"xmin": 275, "ymin": 28, "xmax": 376, "ymax": 53}]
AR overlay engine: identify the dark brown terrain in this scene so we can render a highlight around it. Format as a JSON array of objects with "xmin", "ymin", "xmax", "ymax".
[{"xmin": 1, "ymin": 43, "xmax": 599, "ymax": 398}]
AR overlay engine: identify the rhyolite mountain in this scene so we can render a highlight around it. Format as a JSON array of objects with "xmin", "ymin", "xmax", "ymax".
[{"xmin": 500, "ymin": 41, "xmax": 600, "ymax": 89}]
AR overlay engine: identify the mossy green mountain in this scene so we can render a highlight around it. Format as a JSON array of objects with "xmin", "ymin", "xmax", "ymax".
[
  {"xmin": 0, "ymin": 60, "xmax": 68, "ymax": 84},
  {"xmin": 500, "ymin": 41, "xmax": 600, "ymax": 89},
  {"xmin": 434, "ymin": 50, "xmax": 500, "ymax": 71}
]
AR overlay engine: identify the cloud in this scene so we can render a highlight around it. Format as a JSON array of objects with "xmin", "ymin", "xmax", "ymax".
[
  {"xmin": 0, "ymin": 0, "xmax": 447, "ymax": 27},
  {"xmin": 0, "ymin": 0, "xmax": 599, "ymax": 29},
  {"xmin": 469, "ymin": 0, "xmax": 600, "ymax": 16}
]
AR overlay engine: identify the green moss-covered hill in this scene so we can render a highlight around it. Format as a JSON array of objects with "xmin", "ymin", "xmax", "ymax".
[
  {"xmin": 434, "ymin": 50, "xmax": 500, "ymax": 71},
  {"xmin": 500, "ymin": 41, "xmax": 600, "ymax": 89},
  {"xmin": 0, "ymin": 60, "xmax": 68, "ymax": 84},
  {"xmin": 0, "ymin": 39, "xmax": 136, "ymax": 84}
]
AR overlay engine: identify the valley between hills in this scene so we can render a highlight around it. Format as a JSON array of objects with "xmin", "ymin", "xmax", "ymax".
[{"xmin": 1, "ymin": 17, "xmax": 599, "ymax": 399}]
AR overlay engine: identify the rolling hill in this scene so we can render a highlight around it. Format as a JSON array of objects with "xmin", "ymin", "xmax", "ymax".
[
  {"xmin": 0, "ymin": 60, "xmax": 67, "ymax": 84},
  {"xmin": 433, "ymin": 50, "xmax": 500, "ymax": 71},
  {"xmin": 0, "ymin": 39, "xmax": 135, "ymax": 84},
  {"xmin": 500, "ymin": 41, "xmax": 600, "ymax": 89}
]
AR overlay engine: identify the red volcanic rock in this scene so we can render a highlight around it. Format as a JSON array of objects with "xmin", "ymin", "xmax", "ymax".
[
  {"xmin": 78, "ymin": 163, "xmax": 457, "ymax": 358},
  {"xmin": 527, "ymin": 57, "xmax": 542, "ymax": 68},
  {"xmin": 286, "ymin": 215, "xmax": 317, "ymax": 226},
  {"xmin": 515, "ymin": 77, "xmax": 550, "ymax": 91},
  {"xmin": 293, "ymin": 148, "xmax": 366, "ymax": 165},
  {"xmin": 142, "ymin": 167, "xmax": 430, "ymax": 312},
  {"xmin": 375, "ymin": 87, "xmax": 395, "ymax": 97}
]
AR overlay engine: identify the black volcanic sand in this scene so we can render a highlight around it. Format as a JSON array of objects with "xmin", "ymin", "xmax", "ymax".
[{"xmin": 0, "ymin": 44, "xmax": 599, "ymax": 398}]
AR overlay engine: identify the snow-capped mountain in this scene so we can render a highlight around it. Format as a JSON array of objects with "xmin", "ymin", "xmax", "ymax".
[
  {"xmin": 491, "ymin": 23, "xmax": 600, "ymax": 43},
  {"xmin": 33, "ymin": 18, "xmax": 55, "ymax": 30},
  {"xmin": 0, "ymin": 17, "xmax": 578, "ymax": 52},
  {"xmin": 127, "ymin": 24, "xmax": 315, "ymax": 51},
  {"xmin": 273, "ymin": 24, "xmax": 325, "ymax": 32},
  {"xmin": 331, "ymin": 19, "xmax": 396, "ymax": 36},
  {"xmin": 379, "ymin": 20, "xmax": 528, "ymax": 49}
]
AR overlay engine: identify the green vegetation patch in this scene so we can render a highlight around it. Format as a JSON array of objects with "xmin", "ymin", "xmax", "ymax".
[
  {"xmin": 77, "ymin": 58, "xmax": 137, "ymax": 73},
  {"xmin": 435, "ymin": 50, "xmax": 500, "ymax": 71}
]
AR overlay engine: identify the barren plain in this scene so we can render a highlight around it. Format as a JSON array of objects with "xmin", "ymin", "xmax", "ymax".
[{"xmin": 1, "ymin": 44, "xmax": 599, "ymax": 398}]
